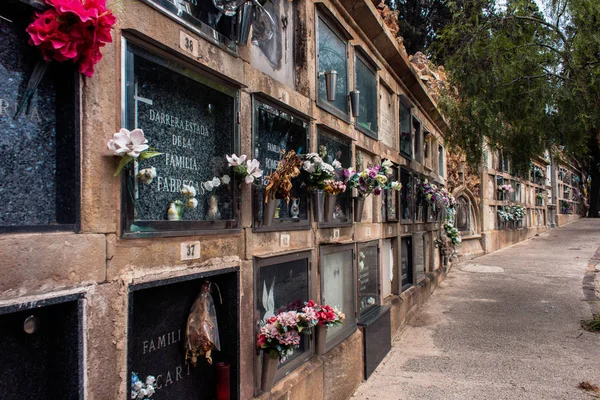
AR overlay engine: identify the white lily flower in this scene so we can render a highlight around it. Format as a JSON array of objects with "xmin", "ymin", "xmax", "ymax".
[
  {"xmin": 211, "ymin": 177, "xmax": 221, "ymax": 187},
  {"xmin": 187, "ymin": 197, "xmax": 198, "ymax": 208},
  {"xmin": 245, "ymin": 159, "xmax": 263, "ymax": 184},
  {"xmin": 226, "ymin": 154, "xmax": 247, "ymax": 167},
  {"xmin": 136, "ymin": 167, "xmax": 157, "ymax": 184},
  {"xmin": 107, "ymin": 128, "xmax": 149, "ymax": 158},
  {"xmin": 221, "ymin": 174, "xmax": 231, "ymax": 185}
]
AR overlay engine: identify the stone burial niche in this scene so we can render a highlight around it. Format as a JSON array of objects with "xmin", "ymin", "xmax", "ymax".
[
  {"xmin": 0, "ymin": 0, "xmax": 79, "ymax": 233},
  {"xmin": 127, "ymin": 269, "xmax": 240, "ymax": 400},
  {"xmin": 0, "ymin": 294, "xmax": 84, "ymax": 399}
]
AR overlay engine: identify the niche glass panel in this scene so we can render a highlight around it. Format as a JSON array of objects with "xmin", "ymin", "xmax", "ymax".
[
  {"xmin": 1, "ymin": 0, "xmax": 78, "ymax": 231},
  {"xmin": 123, "ymin": 44, "xmax": 238, "ymax": 234},
  {"xmin": 384, "ymin": 165, "xmax": 399, "ymax": 221},
  {"xmin": 381, "ymin": 239, "xmax": 394, "ymax": 298},
  {"xmin": 253, "ymin": 100, "xmax": 309, "ymax": 229},
  {"xmin": 354, "ymin": 52, "xmax": 378, "ymax": 137},
  {"xmin": 317, "ymin": 130, "xmax": 352, "ymax": 224},
  {"xmin": 316, "ymin": 16, "xmax": 348, "ymax": 117},
  {"xmin": 401, "ymin": 236, "xmax": 413, "ymax": 290},
  {"xmin": 256, "ymin": 255, "xmax": 310, "ymax": 375},
  {"xmin": 357, "ymin": 242, "xmax": 380, "ymax": 320},
  {"xmin": 413, "ymin": 233, "xmax": 426, "ymax": 282},
  {"xmin": 400, "ymin": 168, "xmax": 412, "ymax": 221},
  {"xmin": 399, "ymin": 101, "xmax": 412, "ymax": 157},
  {"xmin": 320, "ymin": 246, "xmax": 357, "ymax": 348},
  {"xmin": 140, "ymin": 0, "xmax": 236, "ymax": 51}
]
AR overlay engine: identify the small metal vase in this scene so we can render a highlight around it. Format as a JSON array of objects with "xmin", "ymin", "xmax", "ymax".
[
  {"xmin": 312, "ymin": 190, "xmax": 325, "ymax": 223},
  {"xmin": 324, "ymin": 193, "xmax": 337, "ymax": 223},
  {"xmin": 263, "ymin": 197, "xmax": 277, "ymax": 227},
  {"xmin": 354, "ymin": 196, "xmax": 365, "ymax": 222}
]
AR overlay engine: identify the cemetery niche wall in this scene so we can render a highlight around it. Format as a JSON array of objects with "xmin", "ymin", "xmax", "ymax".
[
  {"xmin": 128, "ymin": 269, "xmax": 240, "ymax": 400},
  {"xmin": 121, "ymin": 41, "xmax": 239, "ymax": 236},
  {"xmin": 0, "ymin": 294, "xmax": 83, "ymax": 399},
  {"xmin": 0, "ymin": 0, "xmax": 79, "ymax": 232}
]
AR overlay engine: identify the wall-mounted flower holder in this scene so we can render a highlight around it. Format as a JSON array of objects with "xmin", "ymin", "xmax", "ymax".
[
  {"xmin": 319, "ymin": 70, "xmax": 338, "ymax": 102},
  {"xmin": 349, "ymin": 90, "xmax": 360, "ymax": 118}
]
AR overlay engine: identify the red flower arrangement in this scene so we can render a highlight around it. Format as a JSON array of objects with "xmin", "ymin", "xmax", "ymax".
[
  {"xmin": 26, "ymin": 0, "xmax": 116, "ymax": 77},
  {"xmin": 304, "ymin": 300, "xmax": 345, "ymax": 328}
]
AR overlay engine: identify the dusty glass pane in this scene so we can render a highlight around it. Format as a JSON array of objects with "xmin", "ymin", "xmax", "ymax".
[
  {"xmin": 322, "ymin": 249, "xmax": 355, "ymax": 345},
  {"xmin": 355, "ymin": 56, "xmax": 378, "ymax": 135},
  {"xmin": 400, "ymin": 102, "xmax": 412, "ymax": 156},
  {"xmin": 317, "ymin": 18, "xmax": 348, "ymax": 115},
  {"xmin": 258, "ymin": 258, "xmax": 309, "ymax": 367}
]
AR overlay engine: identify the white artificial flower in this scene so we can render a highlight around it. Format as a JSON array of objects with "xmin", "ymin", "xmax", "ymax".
[
  {"xmin": 136, "ymin": 167, "xmax": 157, "ymax": 184},
  {"xmin": 145, "ymin": 376, "xmax": 156, "ymax": 386},
  {"xmin": 137, "ymin": 388, "xmax": 147, "ymax": 399},
  {"xmin": 245, "ymin": 159, "xmax": 263, "ymax": 184},
  {"xmin": 221, "ymin": 174, "xmax": 231, "ymax": 185},
  {"xmin": 384, "ymin": 167, "xmax": 393, "ymax": 175},
  {"xmin": 391, "ymin": 181, "xmax": 402, "ymax": 191},
  {"xmin": 181, "ymin": 184, "xmax": 196, "ymax": 197},
  {"xmin": 303, "ymin": 160, "xmax": 316, "ymax": 174},
  {"xmin": 146, "ymin": 385, "xmax": 155, "ymax": 396},
  {"xmin": 187, "ymin": 197, "xmax": 198, "ymax": 208},
  {"xmin": 226, "ymin": 154, "xmax": 247, "ymax": 167},
  {"xmin": 131, "ymin": 390, "xmax": 138, "ymax": 399},
  {"xmin": 133, "ymin": 381, "xmax": 143, "ymax": 391},
  {"xmin": 332, "ymin": 160, "xmax": 342, "ymax": 169},
  {"xmin": 382, "ymin": 159, "xmax": 393, "ymax": 168},
  {"xmin": 211, "ymin": 177, "xmax": 221, "ymax": 187},
  {"xmin": 203, "ymin": 181, "xmax": 214, "ymax": 192},
  {"xmin": 107, "ymin": 128, "xmax": 149, "ymax": 158},
  {"xmin": 320, "ymin": 163, "xmax": 335, "ymax": 174}
]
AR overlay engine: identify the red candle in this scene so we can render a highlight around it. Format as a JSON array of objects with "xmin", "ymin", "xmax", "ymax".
[{"xmin": 216, "ymin": 361, "xmax": 231, "ymax": 400}]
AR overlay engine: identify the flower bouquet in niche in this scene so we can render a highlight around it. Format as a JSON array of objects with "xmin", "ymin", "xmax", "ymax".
[
  {"xmin": 18, "ymin": 0, "xmax": 116, "ymax": 117},
  {"xmin": 301, "ymin": 153, "xmax": 335, "ymax": 223},
  {"xmin": 498, "ymin": 184, "xmax": 513, "ymax": 200},
  {"xmin": 346, "ymin": 160, "xmax": 401, "ymax": 222},
  {"xmin": 302, "ymin": 300, "xmax": 345, "ymax": 354},
  {"xmin": 226, "ymin": 154, "xmax": 263, "ymax": 185},
  {"xmin": 256, "ymin": 308, "xmax": 316, "ymax": 392},
  {"xmin": 262, "ymin": 150, "xmax": 303, "ymax": 226}
]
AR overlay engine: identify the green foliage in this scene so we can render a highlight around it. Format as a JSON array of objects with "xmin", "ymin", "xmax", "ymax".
[
  {"xmin": 435, "ymin": 0, "xmax": 600, "ymax": 177},
  {"xmin": 389, "ymin": 0, "xmax": 452, "ymax": 60}
]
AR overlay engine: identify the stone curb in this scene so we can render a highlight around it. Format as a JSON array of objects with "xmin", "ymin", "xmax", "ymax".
[{"xmin": 583, "ymin": 244, "xmax": 600, "ymax": 316}]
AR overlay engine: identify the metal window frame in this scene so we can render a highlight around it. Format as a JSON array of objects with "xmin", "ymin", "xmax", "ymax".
[
  {"xmin": 315, "ymin": 9, "xmax": 351, "ymax": 122},
  {"xmin": 353, "ymin": 49, "xmax": 379, "ymax": 139},
  {"xmin": 120, "ymin": 37, "xmax": 241, "ymax": 238},
  {"xmin": 319, "ymin": 243, "xmax": 358, "ymax": 351},
  {"xmin": 253, "ymin": 250, "xmax": 314, "ymax": 394},
  {"xmin": 251, "ymin": 95, "xmax": 312, "ymax": 232}
]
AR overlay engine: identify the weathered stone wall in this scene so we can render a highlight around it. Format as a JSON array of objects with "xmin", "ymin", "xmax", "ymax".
[{"xmin": 0, "ymin": 0, "xmax": 454, "ymax": 398}]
